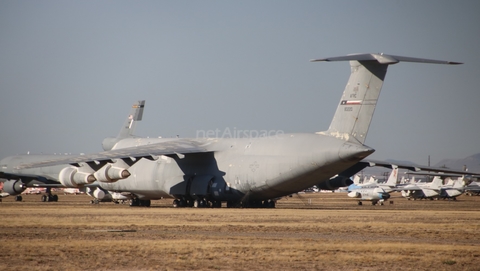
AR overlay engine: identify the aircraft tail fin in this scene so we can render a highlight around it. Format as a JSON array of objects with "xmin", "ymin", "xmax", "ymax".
[
  {"xmin": 353, "ymin": 175, "xmax": 360, "ymax": 185},
  {"xmin": 410, "ymin": 177, "xmax": 416, "ymax": 184},
  {"xmin": 453, "ymin": 178, "xmax": 465, "ymax": 188},
  {"xmin": 385, "ymin": 166, "xmax": 398, "ymax": 186},
  {"xmin": 313, "ymin": 53, "xmax": 461, "ymax": 144},
  {"xmin": 117, "ymin": 100, "xmax": 145, "ymax": 138},
  {"xmin": 102, "ymin": 100, "xmax": 145, "ymax": 151},
  {"xmin": 430, "ymin": 176, "xmax": 443, "ymax": 190}
]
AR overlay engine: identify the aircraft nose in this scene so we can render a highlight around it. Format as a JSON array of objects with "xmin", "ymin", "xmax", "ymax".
[{"xmin": 338, "ymin": 142, "xmax": 375, "ymax": 162}]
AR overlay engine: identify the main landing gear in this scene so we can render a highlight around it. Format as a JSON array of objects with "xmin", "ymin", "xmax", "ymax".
[
  {"xmin": 41, "ymin": 188, "xmax": 58, "ymax": 202},
  {"xmin": 172, "ymin": 198, "xmax": 276, "ymax": 208},
  {"xmin": 129, "ymin": 198, "xmax": 151, "ymax": 207}
]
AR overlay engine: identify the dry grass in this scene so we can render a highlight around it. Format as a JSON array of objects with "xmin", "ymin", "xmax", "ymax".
[{"xmin": 1, "ymin": 193, "xmax": 479, "ymax": 270}]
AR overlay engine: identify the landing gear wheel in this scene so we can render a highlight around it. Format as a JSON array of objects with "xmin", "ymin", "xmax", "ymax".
[
  {"xmin": 139, "ymin": 199, "xmax": 151, "ymax": 207},
  {"xmin": 264, "ymin": 200, "xmax": 275, "ymax": 208},
  {"xmin": 15, "ymin": 195, "xmax": 22, "ymax": 202},
  {"xmin": 129, "ymin": 198, "xmax": 138, "ymax": 207}
]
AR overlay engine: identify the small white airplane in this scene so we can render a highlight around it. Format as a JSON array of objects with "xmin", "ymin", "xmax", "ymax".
[
  {"xmin": 62, "ymin": 188, "xmax": 82, "ymax": 195},
  {"xmin": 346, "ymin": 167, "xmax": 398, "ymax": 205}
]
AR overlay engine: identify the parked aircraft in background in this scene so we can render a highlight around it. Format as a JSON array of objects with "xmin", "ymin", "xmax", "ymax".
[
  {"xmin": 0, "ymin": 53, "xmax": 473, "ymax": 208},
  {"xmin": 465, "ymin": 181, "xmax": 480, "ymax": 196},
  {"xmin": 347, "ymin": 166, "xmax": 398, "ymax": 205},
  {"xmin": 440, "ymin": 178, "xmax": 466, "ymax": 199},
  {"xmin": 62, "ymin": 188, "xmax": 82, "ymax": 195},
  {"xmin": 0, "ymin": 182, "xmax": 7, "ymax": 200},
  {"xmin": 399, "ymin": 176, "xmax": 466, "ymax": 200},
  {"xmin": 0, "ymin": 100, "xmax": 145, "ymax": 202},
  {"xmin": 347, "ymin": 186, "xmax": 390, "ymax": 205},
  {"xmin": 401, "ymin": 176, "xmax": 443, "ymax": 200},
  {"xmin": 0, "ymin": 192, "xmax": 8, "ymax": 200}
]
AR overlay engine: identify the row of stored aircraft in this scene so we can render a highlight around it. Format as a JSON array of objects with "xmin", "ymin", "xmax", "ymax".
[
  {"xmin": 1, "ymin": 53, "xmax": 477, "ymax": 208},
  {"xmin": 346, "ymin": 166, "xmax": 475, "ymax": 205}
]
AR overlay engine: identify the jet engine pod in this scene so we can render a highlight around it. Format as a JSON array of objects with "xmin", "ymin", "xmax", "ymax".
[
  {"xmin": 93, "ymin": 188, "xmax": 105, "ymax": 200},
  {"xmin": 94, "ymin": 164, "xmax": 130, "ymax": 183},
  {"xmin": 3, "ymin": 179, "xmax": 26, "ymax": 195},
  {"xmin": 58, "ymin": 167, "xmax": 96, "ymax": 187}
]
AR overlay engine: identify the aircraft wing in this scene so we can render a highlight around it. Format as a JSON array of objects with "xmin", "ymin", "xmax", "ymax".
[
  {"xmin": 15, "ymin": 139, "xmax": 213, "ymax": 169},
  {"xmin": 0, "ymin": 172, "xmax": 59, "ymax": 184},
  {"xmin": 405, "ymin": 172, "xmax": 480, "ymax": 178},
  {"xmin": 360, "ymin": 159, "xmax": 478, "ymax": 176}
]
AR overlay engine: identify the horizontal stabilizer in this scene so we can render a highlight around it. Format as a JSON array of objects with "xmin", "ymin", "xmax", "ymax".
[
  {"xmin": 310, "ymin": 53, "xmax": 462, "ymax": 65},
  {"xmin": 315, "ymin": 53, "xmax": 462, "ymax": 144}
]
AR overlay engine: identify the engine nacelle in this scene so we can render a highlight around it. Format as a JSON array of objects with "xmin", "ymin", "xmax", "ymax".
[
  {"xmin": 317, "ymin": 176, "xmax": 354, "ymax": 190},
  {"xmin": 94, "ymin": 164, "xmax": 130, "ymax": 183},
  {"xmin": 93, "ymin": 189, "xmax": 105, "ymax": 200},
  {"xmin": 58, "ymin": 167, "xmax": 96, "ymax": 188},
  {"xmin": 3, "ymin": 179, "xmax": 26, "ymax": 195}
]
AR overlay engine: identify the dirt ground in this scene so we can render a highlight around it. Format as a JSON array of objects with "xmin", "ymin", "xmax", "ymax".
[{"xmin": 1, "ymin": 192, "xmax": 479, "ymax": 271}]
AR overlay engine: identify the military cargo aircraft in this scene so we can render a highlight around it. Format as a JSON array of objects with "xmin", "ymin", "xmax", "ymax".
[
  {"xmin": 1, "ymin": 53, "xmax": 472, "ymax": 208},
  {"xmin": 400, "ymin": 176, "xmax": 466, "ymax": 200}
]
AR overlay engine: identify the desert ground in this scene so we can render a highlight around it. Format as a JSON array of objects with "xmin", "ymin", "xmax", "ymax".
[{"xmin": 1, "ymin": 192, "xmax": 479, "ymax": 271}]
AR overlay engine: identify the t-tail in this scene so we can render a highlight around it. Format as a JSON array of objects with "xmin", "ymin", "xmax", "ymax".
[
  {"xmin": 312, "ymin": 53, "xmax": 461, "ymax": 144},
  {"xmin": 379, "ymin": 166, "xmax": 398, "ymax": 192},
  {"xmin": 385, "ymin": 166, "xmax": 399, "ymax": 187},
  {"xmin": 102, "ymin": 100, "xmax": 145, "ymax": 151}
]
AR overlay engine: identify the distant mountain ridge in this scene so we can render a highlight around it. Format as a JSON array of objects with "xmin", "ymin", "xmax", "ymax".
[
  {"xmin": 362, "ymin": 153, "xmax": 480, "ymax": 180},
  {"xmin": 434, "ymin": 153, "xmax": 480, "ymax": 173}
]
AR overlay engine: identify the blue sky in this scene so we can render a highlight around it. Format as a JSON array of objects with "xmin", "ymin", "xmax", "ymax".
[{"xmin": 1, "ymin": 1, "xmax": 479, "ymax": 165}]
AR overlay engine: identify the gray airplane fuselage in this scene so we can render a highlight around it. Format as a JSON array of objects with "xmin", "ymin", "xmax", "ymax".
[
  {"xmin": 0, "ymin": 133, "xmax": 372, "ymax": 202},
  {"xmin": 93, "ymin": 133, "xmax": 372, "ymax": 201}
]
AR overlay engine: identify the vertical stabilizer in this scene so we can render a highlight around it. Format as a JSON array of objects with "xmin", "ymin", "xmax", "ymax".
[
  {"xmin": 385, "ymin": 166, "xmax": 398, "ymax": 186},
  {"xmin": 453, "ymin": 177, "xmax": 465, "ymax": 189},
  {"xmin": 102, "ymin": 100, "xmax": 145, "ymax": 151},
  {"xmin": 430, "ymin": 176, "xmax": 443, "ymax": 190},
  {"xmin": 312, "ymin": 53, "xmax": 461, "ymax": 144},
  {"xmin": 118, "ymin": 100, "xmax": 145, "ymax": 138}
]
